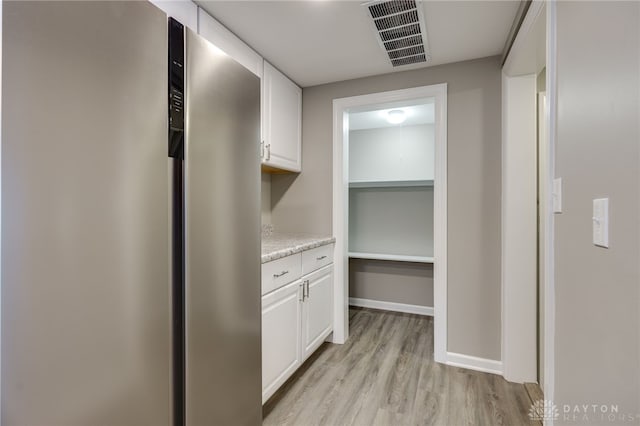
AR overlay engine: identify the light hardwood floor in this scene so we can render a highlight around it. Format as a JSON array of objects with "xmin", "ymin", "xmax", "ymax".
[{"xmin": 263, "ymin": 307, "xmax": 537, "ymax": 426}]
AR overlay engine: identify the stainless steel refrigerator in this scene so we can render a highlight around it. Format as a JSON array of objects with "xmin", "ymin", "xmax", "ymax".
[{"xmin": 1, "ymin": 1, "xmax": 261, "ymax": 425}]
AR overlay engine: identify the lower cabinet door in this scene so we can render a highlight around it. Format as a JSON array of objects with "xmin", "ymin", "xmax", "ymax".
[
  {"xmin": 262, "ymin": 280, "xmax": 302, "ymax": 403},
  {"xmin": 302, "ymin": 265, "xmax": 334, "ymax": 361}
]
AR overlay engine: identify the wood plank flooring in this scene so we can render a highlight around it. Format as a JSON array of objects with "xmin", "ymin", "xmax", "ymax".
[
  {"xmin": 263, "ymin": 307, "xmax": 536, "ymax": 426},
  {"xmin": 524, "ymin": 382, "xmax": 543, "ymax": 406}
]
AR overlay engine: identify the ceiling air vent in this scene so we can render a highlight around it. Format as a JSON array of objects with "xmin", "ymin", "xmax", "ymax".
[{"xmin": 364, "ymin": 0, "xmax": 431, "ymax": 67}]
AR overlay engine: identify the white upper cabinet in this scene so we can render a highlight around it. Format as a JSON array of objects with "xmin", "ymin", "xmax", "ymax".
[
  {"xmin": 153, "ymin": 3, "xmax": 303, "ymax": 173},
  {"xmin": 197, "ymin": 8, "xmax": 263, "ymax": 78},
  {"xmin": 262, "ymin": 61, "xmax": 302, "ymax": 173}
]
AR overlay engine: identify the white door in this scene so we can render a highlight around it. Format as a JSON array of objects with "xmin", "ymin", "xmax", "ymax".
[
  {"xmin": 537, "ymin": 92, "xmax": 547, "ymax": 388},
  {"xmin": 261, "ymin": 280, "xmax": 302, "ymax": 403},
  {"xmin": 262, "ymin": 61, "xmax": 302, "ymax": 172},
  {"xmin": 302, "ymin": 266, "xmax": 334, "ymax": 360}
]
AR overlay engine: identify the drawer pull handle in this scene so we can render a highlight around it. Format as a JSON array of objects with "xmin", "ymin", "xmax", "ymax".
[
  {"xmin": 273, "ymin": 270, "xmax": 289, "ymax": 278},
  {"xmin": 316, "ymin": 255, "xmax": 327, "ymax": 261}
]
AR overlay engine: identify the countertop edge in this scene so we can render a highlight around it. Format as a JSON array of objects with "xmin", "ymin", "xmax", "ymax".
[{"xmin": 261, "ymin": 237, "xmax": 336, "ymax": 264}]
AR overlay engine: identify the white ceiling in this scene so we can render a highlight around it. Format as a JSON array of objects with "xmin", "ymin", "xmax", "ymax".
[
  {"xmin": 197, "ymin": 1, "xmax": 520, "ymax": 87},
  {"xmin": 350, "ymin": 103, "xmax": 434, "ymax": 130}
]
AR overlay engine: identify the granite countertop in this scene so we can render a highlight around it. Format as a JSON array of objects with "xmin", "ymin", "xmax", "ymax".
[{"xmin": 261, "ymin": 232, "xmax": 336, "ymax": 263}]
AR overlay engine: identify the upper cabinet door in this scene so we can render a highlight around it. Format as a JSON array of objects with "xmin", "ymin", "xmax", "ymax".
[
  {"xmin": 262, "ymin": 61, "xmax": 302, "ymax": 173},
  {"xmin": 197, "ymin": 8, "xmax": 263, "ymax": 78}
]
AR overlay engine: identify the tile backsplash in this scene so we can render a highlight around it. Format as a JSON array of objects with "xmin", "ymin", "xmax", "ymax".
[{"xmin": 261, "ymin": 224, "xmax": 274, "ymax": 237}]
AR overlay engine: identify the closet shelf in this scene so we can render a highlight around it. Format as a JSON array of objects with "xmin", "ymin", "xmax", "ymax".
[
  {"xmin": 348, "ymin": 179, "xmax": 433, "ymax": 189},
  {"xmin": 348, "ymin": 252, "xmax": 434, "ymax": 264}
]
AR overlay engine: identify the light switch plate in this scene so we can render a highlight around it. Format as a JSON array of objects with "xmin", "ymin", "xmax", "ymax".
[
  {"xmin": 593, "ymin": 198, "xmax": 609, "ymax": 248},
  {"xmin": 552, "ymin": 178, "xmax": 562, "ymax": 213}
]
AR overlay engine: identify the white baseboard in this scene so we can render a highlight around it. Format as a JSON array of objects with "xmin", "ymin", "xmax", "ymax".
[
  {"xmin": 348, "ymin": 299, "xmax": 502, "ymax": 377},
  {"xmin": 349, "ymin": 297, "xmax": 434, "ymax": 316},
  {"xmin": 446, "ymin": 351, "xmax": 503, "ymax": 376}
]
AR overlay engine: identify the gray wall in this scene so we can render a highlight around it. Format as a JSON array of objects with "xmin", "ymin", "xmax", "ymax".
[
  {"xmin": 554, "ymin": 2, "xmax": 640, "ymax": 418},
  {"xmin": 348, "ymin": 124, "xmax": 434, "ymax": 310},
  {"xmin": 349, "ymin": 187, "xmax": 434, "ymax": 257},
  {"xmin": 349, "ymin": 259, "xmax": 433, "ymax": 307},
  {"xmin": 349, "ymin": 124, "xmax": 434, "ymax": 182},
  {"xmin": 272, "ymin": 56, "xmax": 503, "ymax": 360}
]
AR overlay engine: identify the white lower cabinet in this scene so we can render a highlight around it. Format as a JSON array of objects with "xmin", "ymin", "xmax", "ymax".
[
  {"xmin": 261, "ymin": 280, "xmax": 302, "ymax": 403},
  {"xmin": 302, "ymin": 266, "xmax": 334, "ymax": 360},
  {"xmin": 261, "ymin": 246, "xmax": 334, "ymax": 403}
]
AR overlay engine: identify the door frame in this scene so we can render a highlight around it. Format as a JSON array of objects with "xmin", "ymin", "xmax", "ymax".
[
  {"xmin": 501, "ymin": 0, "xmax": 557, "ymax": 405},
  {"xmin": 331, "ymin": 83, "xmax": 448, "ymax": 363}
]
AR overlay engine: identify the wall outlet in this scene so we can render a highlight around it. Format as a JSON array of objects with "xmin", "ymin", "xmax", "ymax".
[
  {"xmin": 552, "ymin": 178, "xmax": 562, "ymax": 213},
  {"xmin": 592, "ymin": 198, "xmax": 609, "ymax": 248}
]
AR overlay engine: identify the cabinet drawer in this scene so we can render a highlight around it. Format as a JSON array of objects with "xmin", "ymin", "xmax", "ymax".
[
  {"xmin": 262, "ymin": 253, "xmax": 302, "ymax": 295},
  {"xmin": 301, "ymin": 244, "xmax": 334, "ymax": 276}
]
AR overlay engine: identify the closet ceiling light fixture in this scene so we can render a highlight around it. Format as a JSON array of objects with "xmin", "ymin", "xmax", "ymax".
[{"xmin": 386, "ymin": 109, "xmax": 406, "ymax": 124}]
